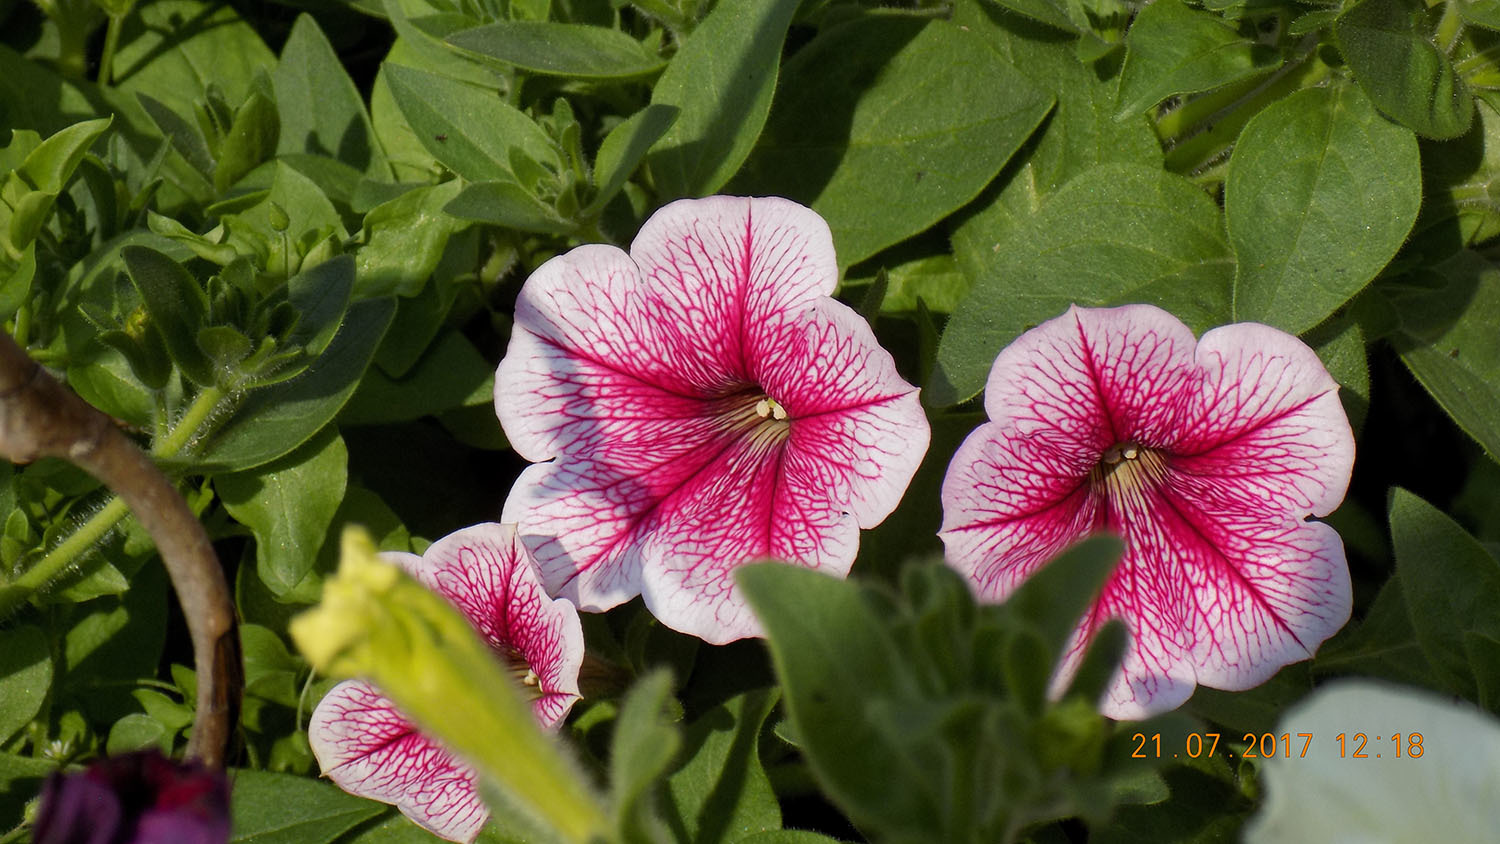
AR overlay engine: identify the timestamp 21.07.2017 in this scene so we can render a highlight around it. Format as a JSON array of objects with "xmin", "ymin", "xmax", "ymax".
[{"xmin": 1130, "ymin": 731, "xmax": 1424, "ymax": 760}]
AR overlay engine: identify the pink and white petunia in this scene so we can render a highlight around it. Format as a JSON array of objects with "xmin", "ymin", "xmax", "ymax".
[
  {"xmin": 495, "ymin": 195, "xmax": 929, "ymax": 644},
  {"xmin": 308, "ymin": 523, "xmax": 583, "ymax": 843},
  {"xmin": 940, "ymin": 304, "xmax": 1355, "ymax": 719}
]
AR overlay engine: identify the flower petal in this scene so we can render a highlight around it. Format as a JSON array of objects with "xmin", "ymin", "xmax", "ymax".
[
  {"xmin": 497, "ymin": 197, "xmax": 927, "ymax": 642},
  {"xmin": 392, "ymin": 523, "xmax": 584, "ymax": 726},
  {"xmin": 942, "ymin": 303, "xmax": 1355, "ymax": 718},
  {"xmin": 308, "ymin": 680, "xmax": 486, "ymax": 843},
  {"xmin": 981, "ymin": 304, "xmax": 1199, "ymax": 449},
  {"xmin": 629, "ymin": 195, "xmax": 839, "ymax": 349},
  {"xmin": 1169, "ymin": 322, "xmax": 1355, "ymax": 517},
  {"xmin": 939, "ymin": 423, "xmax": 1100, "ymax": 599},
  {"xmin": 759, "ymin": 298, "xmax": 929, "ymax": 526}
]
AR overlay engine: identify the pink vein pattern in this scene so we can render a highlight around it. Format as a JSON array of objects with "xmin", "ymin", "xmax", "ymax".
[
  {"xmin": 940, "ymin": 304, "xmax": 1355, "ymax": 719},
  {"xmin": 496, "ymin": 196, "xmax": 930, "ymax": 643},
  {"xmin": 308, "ymin": 523, "xmax": 583, "ymax": 842}
]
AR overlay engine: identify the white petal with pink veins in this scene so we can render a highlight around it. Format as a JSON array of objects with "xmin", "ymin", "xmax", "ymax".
[
  {"xmin": 941, "ymin": 304, "xmax": 1355, "ymax": 718},
  {"xmin": 308, "ymin": 524, "xmax": 585, "ymax": 838},
  {"xmin": 496, "ymin": 196, "xmax": 929, "ymax": 643},
  {"xmin": 309, "ymin": 680, "xmax": 487, "ymax": 843}
]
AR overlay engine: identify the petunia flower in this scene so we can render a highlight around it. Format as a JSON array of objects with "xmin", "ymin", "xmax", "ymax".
[
  {"xmin": 307, "ymin": 523, "xmax": 584, "ymax": 843},
  {"xmin": 495, "ymin": 195, "xmax": 929, "ymax": 644},
  {"xmin": 940, "ymin": 304, "xmax": 1354, "ymax": 719},
  {"xmin": 33, "ymin": 748, "xmax": 229, "ymax": 844}
]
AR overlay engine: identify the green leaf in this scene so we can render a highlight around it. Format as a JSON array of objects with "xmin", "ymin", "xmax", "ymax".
[
  {"xmin": 591, "ymin": 104, "xmax": 678, "ymax": 214},
  {"xmin": 0, "ymin": 752, "xmax": 57, "ymax": 828},
  {"xmin": 646, "ymin": 0, "xmax": 801, "ymax": 198},
  {"xmin": 1336, "ymin": 0, "xmax": 1474, "ymax": 138},
  {"xmin": 0, "ymin": 243, "xmax": 35, "ymax": 322},
  {"xmin": 190, "ymin": 296, "xmax": 395, "ymax": 472},
  {"xmin": 0, "ymin": 625, "xmax": 50, "ymax": 742},
  {"xmin": 342, "ymin": 330, "xmax": 492, "ymax": 425},
  {"xmin": 222, "ymin": 162, "xmax": 348, "ymax": 277},
  {"xmin": 665, "ymin": 689, "xmax": 781, "ymax": 843},
  {"xmin": 1226, "ymin": 84, "xmax": 1421, "ymax": 334},
  {"xmin": 737, "ymin": 834, "xmax": 849, "ymax": 844},
  {"xmin": 1390, "ymin": 487, "xmax": 1500, "ymax": 704},
  {"xmin": 737, "ymin": 563, "xmax": 929, "ymax": 840},
  {"xmin": 844, "ymin": 254, "xmax": 968, "ymax": 315},
  {"xmin": 216, "ymin": 94, "xmax": 281, "ymax": 196},
  {"xmin": 59, "ymin": 561, "xmax": 169, "ymax": 725},
  {"xmin": 979, "ymin": 0, "xmax": 1076, "ymax": 33},
  {"xmin": 446, "ymin": 21, "xmax": 666, "ymax": 78},
  {"xmin": 218, "ymin": 427, "xmax": 347, "ymax": 597},
  {"xmin": 934, "ymin": 163, "xmax": 1231, "ymax": 405},
  {"xmin": 1463, "ymin": 0, "xmax": 1500, "ymax": 31},
  {"xmin": 13, "ymin": 116, "xmax": 112, "ymax": 195},
  {"xmin": 445, "ymin": 181, "xmax": 574, "ymax": 234},
  {"xmin": 114, "ymin": 0, "xmax": 276, "ymax": 121},
  {"xmin": 1390, "ymin": 250, "xmax": 1500, "ymax": 461},
  {"xmin": 229, "ymin": 769, "xmax": 386, "ymax": 843},
  {"xmin": 1093, "ymin": 766, "xmax": 1250, "ymax": 843},
  {"xmin": 240, "ymin": 623, "xmax": 306, "ymax": 708},
  {"xmin": 732, "ymin": 17, "xmax": 1053, "ymax": 270},
  {"xmin": 121, "ymin": 245, "xmax": 214, "ymax": 386},
  {"xmin": 384, "ymin": 63, "xmax": 558, "ymax": 184},
  {"xmin": 355, "ymin": 180, "xmax": 467, "ymax": 297},
  {"xmin": 1412, "ymin": 97, "xmax": 1500, "ymax": 257},
  {"xmin": 285, "ymin": 255, "xmax": 355, "ymax": 361},
  {"xmin": 1116, "ymin": 0, "xmax": 1280, "ymax": 118},
  {"xmin": 107, "ymin": 712, "xmax": 171, "ymax": 754},
  {"xmin": 2, "ymin": 117, "xmax": 112, "ymax": 254},
  {"xmin": 610, "ymin": 669, "xmax": 681, "ymax": 841},
  {"xmin": 273, "ymin": 15, "xmax": 390, "ymax": 179},
  {"xmin": 1304, "ymin": 310, "xmax": 1371, "ymax": 433},
  {"xmin": 137, "ymin": 93, "xmax": 217, "ymax": 182}
]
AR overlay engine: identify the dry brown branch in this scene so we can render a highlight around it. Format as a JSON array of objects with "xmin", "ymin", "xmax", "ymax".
[{"xmin": 0, "ymin": 333, "xmax": 241, "ymax": 769}]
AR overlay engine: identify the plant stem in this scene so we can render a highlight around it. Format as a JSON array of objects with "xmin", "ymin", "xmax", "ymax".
[
  {"xmin": 0, "ymin": 339, "xmax": 239, "ymax": 767},
  {"xmin": 97, "ymin": 13, "xmax": 125, "ymax": 86},
  {"xmin": 153, "ymin": 386, "xmax": 225, "ymax": 459},
  {"xmin": 0, "ymin": 498, "xmax": 130, "ymax": 615}
]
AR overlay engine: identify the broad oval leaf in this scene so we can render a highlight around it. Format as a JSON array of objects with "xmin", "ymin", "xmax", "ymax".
[
  {"xmin": 446, "ymin": 21, "xmax": 665, "ymax": 79},
  {"xmin": 273, "ymin": 14, "xmax": 390, "ymax": 179},
  {"xmin": 732, "ymin": 16, "xmax": 1053, "ymax": 271},
  {"xmin": 933, "ymin": 163, "xmax": 1232, "ymax": 405},
  {"xmin": 218, "ymin": 428, "xmax": 347, "ymax": 597},
  {"xmin": 0, "ymin": 626, "xmax": 50, "ymax": 742},
  {"xmin": 1225, "ymin": 84, "xmax": 1421, "ymax": 334},
  {"xmin": 1390, "ymin": 487, "xmax": 1500, "ymax": 704},
  {"xmin": 384, "ymin": 63, "xmax": 559, "ymax": 184},
  {"xmin": 646, "ymin": 0, "xmax": 801, "ymax": 199},
  {"xmin": 1389, "ymin": 250, "xmax": 1500, "ymax": 461},
  {"xmin": 1116, "ymin": 0, "xmax": 1280, "ymax": 118},
  {"xmin": 1335, "ymin": 0, "xmax": 1474, "ymax": 138}
]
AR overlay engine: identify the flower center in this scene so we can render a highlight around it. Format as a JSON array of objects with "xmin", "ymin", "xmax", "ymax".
[
  {"xmin": 716, "ymin": 388, "xmax": 793, "ymax": 448},
  {"xmin": 501, "ymin": 646, "xmax": 543, "ymax": 701},
  {"xmin": 754, "ymin": 397, "xmax": 789, "ymax": 421},
  {"xmin": 1090, "ymin": 441, "xmax": 1167, "ymax": 500}
]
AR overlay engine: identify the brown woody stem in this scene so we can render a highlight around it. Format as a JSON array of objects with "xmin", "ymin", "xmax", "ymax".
[{"xmin": 0, "ymin": 333, "xmax": 240, "ymax": 768}]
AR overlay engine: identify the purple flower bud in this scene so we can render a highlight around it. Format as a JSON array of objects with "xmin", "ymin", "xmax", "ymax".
[{"xmin": 33, "ymin": 749, "xmax": 229, "ymax": 844}]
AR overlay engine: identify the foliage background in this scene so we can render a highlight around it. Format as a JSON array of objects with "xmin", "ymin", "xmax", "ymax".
[{"xmin": 1, "ymin": 0, "xmax": 1498, "ymax": 840}]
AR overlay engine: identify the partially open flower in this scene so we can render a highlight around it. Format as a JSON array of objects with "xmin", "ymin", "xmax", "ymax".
[
  {"xmin": 33, "ymin": 748, "xmax": 229, "ymax": 844},
  {"xmin": 940, "ymin": 305, "xmax": 1354, "ymax": 718},
  {"xmin": 307, "ymin": 523, "xmax": 583, "ymax": 843},
  {"xmin": 496, "ymin": 195, "xmax": 929, "ymax": 644}
]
